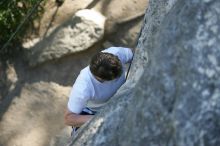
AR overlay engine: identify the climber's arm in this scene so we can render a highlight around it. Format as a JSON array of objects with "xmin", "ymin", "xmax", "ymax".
[{"xmin": 64, "ymin": 109, "xmax": 93, "ymax": 127}]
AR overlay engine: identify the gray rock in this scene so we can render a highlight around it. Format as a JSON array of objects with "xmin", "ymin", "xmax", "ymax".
[
  {"xmin": 26, "ymin": 9, "xmax": 106, "ymax": 67},
  {"xmin": 67, "ymin": 0, "xmax": 220, "ymax": 146}
]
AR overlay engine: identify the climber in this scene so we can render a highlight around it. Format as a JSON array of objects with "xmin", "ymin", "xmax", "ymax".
[
  {"xmin": 55, "ymin": 0, "xmax": 64, "ymax": 6},
  {"xmin": 64, "ymin": 47, "xmax": 133, "ymax": 134}
]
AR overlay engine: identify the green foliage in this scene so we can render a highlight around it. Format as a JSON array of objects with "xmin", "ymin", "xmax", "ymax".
[{"xmin": 0, "ymin": 0, "xmax": 44, "ymax": 59}]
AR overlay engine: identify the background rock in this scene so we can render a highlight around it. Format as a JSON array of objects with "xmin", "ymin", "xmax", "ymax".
[
  {"xmin": 67, "ymin": 0, "xmax": 220, "ymax": 146},
  {"xmin": 27, "ymin": 9, "xmax": 106, "ymax": 67},
  {"xmin": 94, "ymin": 0, "xmax": 148, "ymax": 46}
]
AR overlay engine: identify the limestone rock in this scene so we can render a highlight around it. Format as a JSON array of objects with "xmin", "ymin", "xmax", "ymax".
[
  {"xmin": 0, "ymin": 82, "xmax": 71, "ymax": 146},
  {"xmin": 67, "ymin": 0, "xmax": 220, "ymax": 146},
  {"xmin": 27, "ymin": 9, "xmax": 106, "ymax": 67}
]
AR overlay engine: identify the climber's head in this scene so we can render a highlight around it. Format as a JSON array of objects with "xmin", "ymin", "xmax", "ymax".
[{"xmin": 89, "ymin": 52, "xmax": 122, "ymax": 82}]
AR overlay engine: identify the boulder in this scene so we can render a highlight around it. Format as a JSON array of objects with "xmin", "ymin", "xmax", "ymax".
[
  {"xmin": 26, "ymin": 9, "xmax": 106, "ymax": 67},
  {"xmin": 67, "ymin": 0, "xmax": 220, "ymax": 146}
]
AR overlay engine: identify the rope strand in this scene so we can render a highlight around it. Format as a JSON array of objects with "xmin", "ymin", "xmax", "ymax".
[{"xmin": 125, "ymin": 19, "xmax": 145, "ymax": 80}]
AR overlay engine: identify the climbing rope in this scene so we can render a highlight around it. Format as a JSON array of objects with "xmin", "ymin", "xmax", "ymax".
[{"xmin": 125, "ymin": 18, "xmax": 145, "ymax": 80}]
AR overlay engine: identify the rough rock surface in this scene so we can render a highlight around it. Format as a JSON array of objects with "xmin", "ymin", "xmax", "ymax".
[
  {"xmin": 0, "ymin": 1, "xmax": 148, "ymax": 146},
  {"xmin": 67, "ymin": 0, "xmax": 220, "ymax": 146},
  {"xmin": 27, "ymin": 9, "xmax": 105, "ymax": 67},
  {"xmin": 0, "ymin": 82, "xmax": 71, "ymax": 146}
]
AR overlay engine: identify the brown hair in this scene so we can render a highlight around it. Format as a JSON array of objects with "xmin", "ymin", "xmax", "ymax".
[{"xmin": 89, "ymin": 52, "xmax": 122, "ymax": 81}]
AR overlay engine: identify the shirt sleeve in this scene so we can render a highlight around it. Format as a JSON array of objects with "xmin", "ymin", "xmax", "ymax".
[
  {"xmin": 67, "ymin": 73, "xmax": 91, "ymax": 114},
  {"xmin": 102, "ymin": 47, "xmax": 133, "ymax": 64}
]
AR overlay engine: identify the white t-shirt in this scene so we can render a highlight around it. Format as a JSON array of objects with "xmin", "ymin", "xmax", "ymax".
[{"xmin": 67, "ymin": 47, "xmax": 133, "ymax": 114}]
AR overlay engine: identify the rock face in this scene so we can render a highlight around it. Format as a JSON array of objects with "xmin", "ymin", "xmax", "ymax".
[
  {"xmin": 27, "ymin": 9, "xmax": 106, "ymax": 67},
  {"xmin": 67, "ymin": 0, "xmax": 220, "ymax": 146},
  {"xmin": 0, "ymin": 1, "xmax": 147, "ymax": 145}
]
